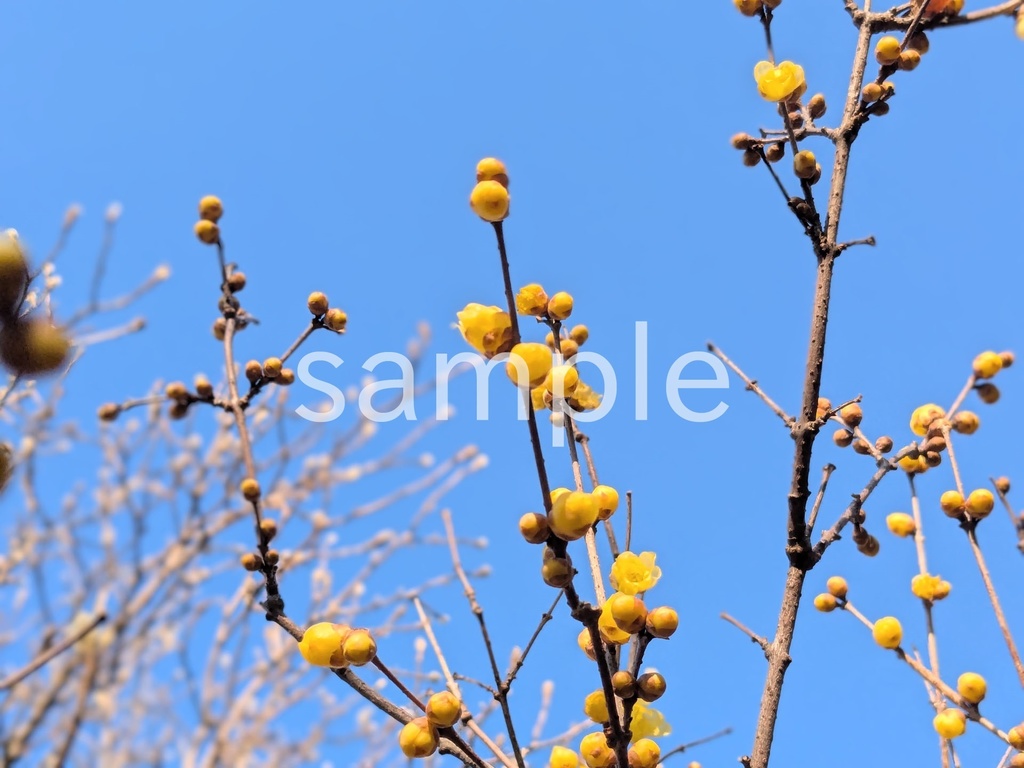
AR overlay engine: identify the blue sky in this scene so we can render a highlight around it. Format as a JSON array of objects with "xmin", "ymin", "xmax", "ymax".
[{"xmin": 2, "ymin": 2, "xmax": 1023, "ymax": 766}]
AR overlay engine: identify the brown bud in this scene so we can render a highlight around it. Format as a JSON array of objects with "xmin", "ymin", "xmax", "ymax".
[
  {"xmin": 244, "ymin": 360, "xmax": 263, "ymax": 383},
  {"xmin": 922, "ymin": 436, "xmax": 947, "ymax": 454},
  {"xmin": 637, "ymin": 672, "xmax": 667, "ymax": 702},
  {"xmin": 265, "ymin": 549, "xmax": 280, "ymax": 566},
  {"xmin": 519, "ymin": 512, "xmax": 550, "ymax": 545},
  {"xmin": 816, "ymin": 397, "xmax": 833, "ymax": 421},
  {"xmin": 558, "ymin": 339, "xmax": 579, "ymax": 360},
  {"xmin": 227, "ymin": 271, "xmax": 247, "ymax": 293},
  {"xmin": 260, "ymin": 518, "xmax": 278, "ymax": 541},
  {"xmin": 995, "ymin": 477, "xmax": 1011, "ymax": 494},
  {"xmin": 999, "ymin": 351, "xmax": 1014, "ymax": 369},
  {"xmin": 277, "ymin": 368, "xmax": 295, "ymax": 385},
  {"xmin": 870, "ymin": 101, "xmax": 891, "ymax": 117},
  {"xmin": 851, "ymin": 527, "xmax": 869, "ymax": 545},
  {"xmin": 731, "ymin": 133, "xmax": 757, "ymax": 150},
  {"xmin": 212, "ymin": 317, "xmax": 227, "ymax": 341},
  {"xmin": 241, "ymin": 552, "xmax": 263, "ymax": 571},
  {"xmin": 898, "ymin": 50, "xmax": 921, "ymax": 71},
  {"xmin": 862, "ymin": 82, "xmax": 883, "ymax": 102},
  {"xmin": 976, "ymin": 383, "xmax": 1000, "ymax": 404},
  {"xmin": 240, "ymin": 477, "xmax": 261, "ymax": 501},
  {"xmin": 924, "ymin": 451, "xmax": 942, "ymax": 468},
  {"xmin": 907, "ymin": 32, "xmax": 930, "ymax": 54},
  {"xmin": 194, "ymin": 375, "xmax": 214, "ymax": 398},
  {"xmin": 98, "ymin": 403, "xmax": 121, "ymax": 421},
  {"xmin": 839, "ymin": 403, "xmax": 863, "ymax": 427},
  {"xmin": 165, "ymin": 381, "xmax": 188, "ymax": 401},
  {"xmin": 611, "ymin": 670, "xmax": 636, "ymax": 699},
  {"xmin": 169, "ymin": 401, "xmax": 189, "ymax": 420},
  {"xmin": 857, "ymin": 535, "xmax": 880, "ymax": 557},
  {"xmin": 765, "ymin": 142, "xmax": 785, "ymax": 163},
  {"xmin": 324, "ymin": 308, "xmax": 348, "ymax": 332},
  {"xmin": 874, "ymin": 436, "xmax": 894, "ymax": 453},
  {"xmin": 742, "ymin": 149, "xmax": 761, "ymax": 167},
  {"xmin": 541, "ymin": 553, "xmax": 573, "ymax": 588},
  {"xmin": 833, "ymin": 429, "xmax": 854, "ymax": 448},
  {"xmin": 852, "ymin": 439, "xmax": 872, "ymax": 455},
  {"xmin": 0, "ymin": 320, "xmax": 70, "ymax": 375},
  {"xmin": 807, "ymin": 93, "xmax": 827, "ymax": 119}
]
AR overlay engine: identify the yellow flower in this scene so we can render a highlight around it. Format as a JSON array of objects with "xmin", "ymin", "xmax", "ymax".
[
  {"xmin": 470, "ymin": 180, "xmax": 510, "ymax": 222},
  {"xmin": 965, "ymin": 488, "xmax": 995, "ymax": 518},
  {"xmin": 630, "ymin": 700, "xmax": 672, "ymax": 741},
  {"xmin": 583, "ymin": 690, "xmax": 610, "ymax": 723},
  {"xmin": 973, "ymin": 350, "xmax": 1003, "ymax": 379},
  {"xmin": 297, "ymin": 622, "xmax": 346, "ymax": 667},
  {"xmin": 549, "ymin": 490, "xmax": 599, "ymax": 541},
  {"xmin": 569, "ymin": 381, "xmax": 602, "ymax": 411},
  {"xmin": 886, "ymin": 512, "xmax": 917, "ymax": 538},
  {"xmin": 911, "ymin": 573, "xmax": 942, "ymax": 601},
  {"xmin": 609, "ymin": 551, "xmax": 661, "ymax": 595},
  {"xmin": 544, "ymin": 364, "xmax": 580, "ymax": 398},
  {"xmin": 531, "ymin": 384, "xmax": 550, "ymax": 411},
  {"xmin": 516, "ymin": 283, "xmax": 548, "ymax": 315},
  {"xmin": 598, "ymin": 599, "xmax": 631, "ymax": 645},
  {"xmin": 608, "ymin": 592, "xmax": 647, "ymax": 634},
  {"xmin": 579, "ymin": 732, "xmax": 616, "ymax": 768},
  {"xmin": 754, "ymin": 60, "xmax": 807, "ymax": 103},
  {"xmin": 548, "ymin": 745, "xmax": 580, "ymax": 768},
  {"xmin": 456, "ymin": 303, "xmax": 512, "ymax": 357},
  {"xmin": 628, "ymin": 739, "xmax": 661, "ymax": 768},
  {"xmin": 506, "ymin": 342, "xmax": 553, "ymax": 388},
  {"xmin": 910, "ymin": 403, "xmax": 945, "ymax": 436}
]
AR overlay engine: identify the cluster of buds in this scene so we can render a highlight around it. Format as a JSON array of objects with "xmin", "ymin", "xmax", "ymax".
[
  {"xmin": 398, "ymin": 692, "xmax": 462, "ymax": 758},
  {"xmin": 826, "ymin": 398, "xmax": 896, "ymax": 456},
  {"xmin": 469, "ymin": 157, "xmax": 510, "ymax": 222},
  {"xmin": 297, "ymin": 622, "xmax": 377, "ymax": 668}
]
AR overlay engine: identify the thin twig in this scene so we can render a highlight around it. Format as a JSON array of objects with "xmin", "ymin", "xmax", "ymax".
[{"xmin": 0, "ymin": 612, "xmax": 107, "ymax": 691}]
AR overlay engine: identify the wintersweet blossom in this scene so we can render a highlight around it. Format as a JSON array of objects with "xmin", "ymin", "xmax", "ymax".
[
  {"xmin": 456, "ymin": 303, "xmax": 512, "ymax": 357},
  {"xmin": 609, "ymin": 551, "xmax": 662, "ymax": 595},
  {"xmin": 754, "ymin": 60, "xmax": 807, "ymax": 102},
  {"xmin": 630, "ymin": 700, "xmax": 672, "ymax": 741}
]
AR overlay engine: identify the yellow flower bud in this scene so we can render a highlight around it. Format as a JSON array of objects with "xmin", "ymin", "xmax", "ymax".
[
  {"xmin": 298, "ymin": 622, "xmax": 345, "ymax": 667},
  {"xmin": 470, "ymin": 180, "xmax": 510, "ymax": 222},
  {"xmin": 506, "ymin": 342, "xmax": 553, "ymax": 388},
  {"xmin": 399, "ymin": 717, "xmax": 439, "ymax": 758},
  {"xmin": 425, "ymin": 691, "xmax": 462, "ymax": 727},
  {"xmin": 872, "ymin": 616, "xmax": 902, "ymax": 649},
  {"xmin": 547, "ymin": 291, "xmax": 574, "ymax": 321},
  {"xmin": 957, "ymin": 672, "xmax": 987, "ymax": 704},
  {"xmin": 886, "ymin": 512, "xmax": 917, "ymax": 538},
  {"xmin": 933, "ymin": 709, "xmax": 966, "ymax": 739},
  {"xmin": 476, "ymin": 157, "xmax": 509, "ymax": 188},
  {"xmin": 198, "ymin": 195, "xmax": 223, "ymax": 222}
]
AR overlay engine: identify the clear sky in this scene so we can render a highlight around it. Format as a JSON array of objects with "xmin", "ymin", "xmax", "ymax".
[{"xmin": 2, "ymin": 2, "xmax": 1023, "ymax": 766}]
